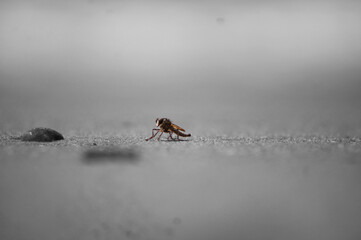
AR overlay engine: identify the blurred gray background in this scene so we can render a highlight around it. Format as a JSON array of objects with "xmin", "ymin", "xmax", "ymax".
[
  {"xmin": 1, "ymin": 1, "xmax": 361, "ymax": 240},
  {"xmin": 1, "ymin": 0, "xmax": 361, "ymax": 136}
]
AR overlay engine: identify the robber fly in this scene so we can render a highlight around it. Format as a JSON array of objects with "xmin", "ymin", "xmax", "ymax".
[{"xmin": 145, "ymin": 118, "xmax": 191, "ymax": 141}]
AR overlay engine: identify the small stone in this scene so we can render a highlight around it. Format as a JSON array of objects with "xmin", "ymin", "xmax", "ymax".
[{"xmin": 19, "ymin": 128, "xmax": 64, "ymax": 142}]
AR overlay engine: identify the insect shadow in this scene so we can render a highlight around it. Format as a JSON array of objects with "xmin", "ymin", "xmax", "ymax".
[{"xmin": 82, "ymin": 147, "xmax": 140, "ymax": 164}]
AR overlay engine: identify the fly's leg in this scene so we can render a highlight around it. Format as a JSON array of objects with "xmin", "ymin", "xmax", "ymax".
[
  {"xmin": 157, "ymin": 131, "xmax": 164, "ymax": 140},
  {"xmin": 173, "ymin": 131, "xmax": 181, "ymax": 140},
  {"xmin": 145, "ymin": 129, "xmax": 160, "ymax": 141},
  {"xmin": 152, "ymin": 128, "xmax": 160, "ymax": 136},
  {"xmin": 168, "ymin": 132, "xmax": 176, "ymax": 141}
]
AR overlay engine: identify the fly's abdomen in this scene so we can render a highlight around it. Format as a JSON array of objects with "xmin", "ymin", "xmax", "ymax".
[{"xmin": 172, "ymin": 128, "xmax": 191, "ymax": 137}]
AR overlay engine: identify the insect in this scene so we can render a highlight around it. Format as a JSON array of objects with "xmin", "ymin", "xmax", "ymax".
[{"xmin": 145, "ymin": 118, "xmax": 191, "ymax": 141}]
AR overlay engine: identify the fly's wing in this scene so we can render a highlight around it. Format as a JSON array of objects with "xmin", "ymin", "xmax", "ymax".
[{"xmin": 171, "ymin": 123, "xmax": 185, "ymax": 132}]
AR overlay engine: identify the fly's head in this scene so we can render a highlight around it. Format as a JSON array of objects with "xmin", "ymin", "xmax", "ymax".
[{"xmin": 156, "ymin": 118, "xmax": 168, "ymax": 127}]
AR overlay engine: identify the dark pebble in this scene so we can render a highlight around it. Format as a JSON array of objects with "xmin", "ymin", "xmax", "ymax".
[{"xmin": 19, "ymin": 128, "xmax": 64, "ymax": 142}]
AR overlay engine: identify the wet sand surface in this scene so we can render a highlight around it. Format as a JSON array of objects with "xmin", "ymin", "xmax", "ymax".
[
  {"xmin": 1, "ymin": 69, "xmax": 361, "ymax": 240},
  {"xmin": 1, "ymin": 96, "xmax": 361, "ymax": 240}
]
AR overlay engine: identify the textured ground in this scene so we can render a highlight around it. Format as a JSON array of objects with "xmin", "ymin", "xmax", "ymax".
[
  {"xmin": 1, "ymin": 74, "xmax": 361, "ymax": 240},
  {"xmin": 1, "ymin": 128, "xmax": 361, "ymax": 240}
]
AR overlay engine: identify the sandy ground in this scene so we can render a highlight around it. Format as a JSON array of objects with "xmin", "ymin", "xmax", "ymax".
[
  {"xmin": 1, "ymin": 77, "xmax": 361, "ymax": 240},
  {"xmin": 1, "ymin": 133, "xmax": 361, "ymax": 240}
]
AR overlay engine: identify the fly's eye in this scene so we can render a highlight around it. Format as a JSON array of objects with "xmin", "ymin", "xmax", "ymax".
[
  {"xmin": 158, "ymin": 119, "xmax": 164, "ymax": 124},
  {"xmin": 155, "ymin": 118, "xmax": 161, "ymax": 127}
]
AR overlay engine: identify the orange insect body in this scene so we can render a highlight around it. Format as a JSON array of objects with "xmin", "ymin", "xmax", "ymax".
[{"xmin": 145, "ymin": 118, "xmax": 191, "ymax": 141}]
